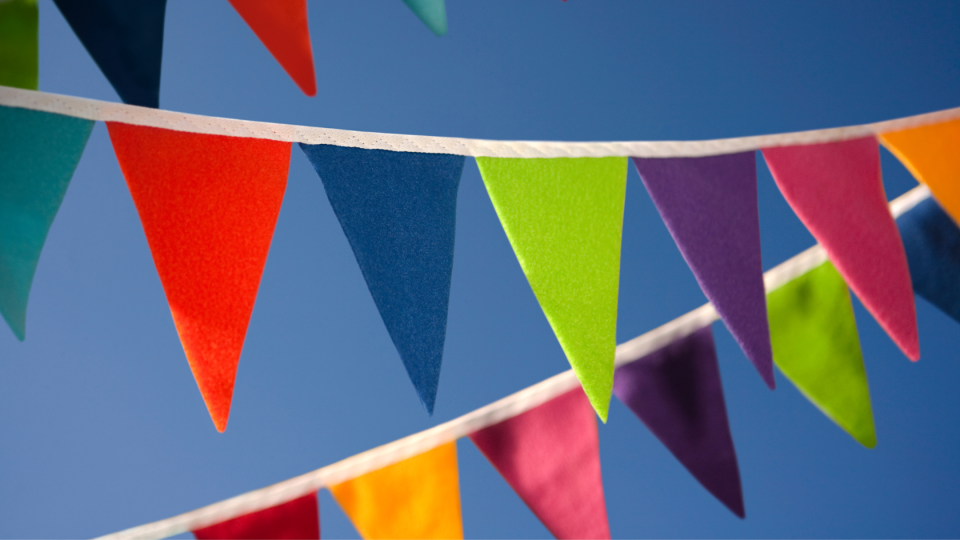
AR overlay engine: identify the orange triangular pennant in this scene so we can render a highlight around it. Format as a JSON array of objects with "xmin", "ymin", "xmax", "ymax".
[
  {"xmin": 107, "ymin": 122, "xmax": 290, "ymax": 431},
  {"xmin": 880, "ymin": 118, "xmax": 960, "ymax": 224}
]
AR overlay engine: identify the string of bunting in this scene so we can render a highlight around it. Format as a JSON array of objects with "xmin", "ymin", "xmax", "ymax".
[{"xmin": 2, "ymin": 83, "xmax": 960, "ymax": 538}]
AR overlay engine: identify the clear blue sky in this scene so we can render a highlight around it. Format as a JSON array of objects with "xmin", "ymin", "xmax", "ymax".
[{"xmin": 1, "ymin": 1, "xmax": 959, "ymax": 538}]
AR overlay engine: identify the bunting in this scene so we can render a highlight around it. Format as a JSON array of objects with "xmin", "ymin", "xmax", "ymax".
[
  {"xmin": 880, "ymin": 119, "xmax": 960, "ymax": 224},
  {"xmin": 52, "ymin": 0, "xmax": 167, "ymax": 108},
  {"xmin": 897, "ymin": 197, "xmax": 960, "ymax": 325},
  {"xmin": 0, "ymin": 105, "xmax": 94, "ymax": 340},
  {"xmin": 476, "ymin": 156, "xmax": 628, "ymax": 421},
  {"xmin": 299, "ymin": 144, "xmax": 465, "ymax": 414},
  {"xmin": 106, "ymin": 123, "xmax": 290, "ymax": 432},
  {"xmin": 402, "ymin": 0, "xmax": 449, "ymax": 36},
  {"xmin": 192, "ymin": 492, "xmax": 320, "ymax": 540},
  {"xmin": 767, "ymin": 261, "xmax": 875, "ymax": 447},
  {"xmin": 329, "ymin": 442, "xmax": 463, "ymax": 539},
  {"xmin": 469, "ymin": 387, "xmax": 610, "ymax": 539},
  {"xmin": 613, "ymin": 326, "xmax": 745, "ymax": 517},
  {"xmin": 227, "ymin": 0, "xmax": 317, "ymax": 97},
  {"xmin": 762, "ymin": 138, "xmax": 919, "ymax": 361},
  {"xmin": 0, "ymin": 0, "xmax": 38, "ymax": 90},
  {"xmin": 633, "ymin": 153, "xmax": 774, "ymax": 389}
]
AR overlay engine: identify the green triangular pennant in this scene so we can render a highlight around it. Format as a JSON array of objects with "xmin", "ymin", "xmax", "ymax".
[
  {"xmin": 767, "ymin": 260, "xmax": 877, "ymax": 447},
  {"xmin": 402, "ymin": 0, "xmax": 447, "ymax": 36},
  {"xmin": 476, "ymin": 156, "xmax": 628, "ymax": 421},
  {"xmin": 0, "ymin": 0, "xmax": 38, "ymax": 90}
]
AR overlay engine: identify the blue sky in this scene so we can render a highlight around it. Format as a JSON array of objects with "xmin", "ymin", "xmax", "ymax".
[{"xmin": 1, "ymin": 1, "xmax": 959, "ymax": 538}]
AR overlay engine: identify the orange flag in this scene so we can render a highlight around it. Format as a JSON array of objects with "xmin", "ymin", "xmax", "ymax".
[
  {"xmin": 107, "ymin": 123, "xmax": 290, "ymax": 432},
  {"xmin": 227, "ymin": 0, "xmax": 317, "ymax": 96},
  {"xmin": 880, "ymin": 118, "xmax": 960, "ymax": 224},
  {"xmin": 329, "ymin": 442, "xmax": 463, "ymax": 539}
]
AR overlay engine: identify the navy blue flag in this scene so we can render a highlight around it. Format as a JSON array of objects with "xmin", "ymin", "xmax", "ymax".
[
  {"xmin": 299, "ymin": 144, "xmax": 465, "ymax": 414},
  {"xmin": 897, "ymin": 196, "xmax": 960, "ymax": 325}
]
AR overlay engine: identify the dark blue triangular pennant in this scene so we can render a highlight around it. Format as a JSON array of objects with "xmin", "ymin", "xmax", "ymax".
[
  {"xmin": 897, "ymin": 196, "xmax": 960, "ymax": 325},
  {"xmin": 53, "ymin": 0, "xmax": 167, "ymax": 108},
  {"xmin": 299, "ymin": 144, "xmax": 465, "ymax": 414}
]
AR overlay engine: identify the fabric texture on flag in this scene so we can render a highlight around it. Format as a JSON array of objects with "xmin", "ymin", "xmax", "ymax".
[
  {"xmin": 767, "ymin": 260, "xmax": 876, "ymax": 447},
  {"xmin": 632, "ymin": 153, "xmax": 774, "ymax": 389},
  {"xmin": 52, "ymin": 0, "xmax": 166, "ymax": 108},
  {"xmin": 762, "ymin": 138, "xmax": 919, "ymax": 361},
  {"xmin": 192, "ymin": 492, "xmax": 319, "ymax": 540},
  {"xmin": 329, "ymin": 441, "xmax": 463, "ymax": 540},
  {"xmin": 0, "ymin": 105, "xmax": 94, "ymax": 340},
  {"xmin": 107, "ymin": 123, "xmax": 290, "ymax": 432},
  {"xmin": 469, "ymin": 387, "xmax": 610, "ymax": 539},
  {"xmin": 299, "ymin": 144, "xmax": 465, "ymax": 414},
  {"xmin": 226, "ymin": 0, "xmax": 316, "ymax": 96},
  {"xmin": 402, "ymin": 0, "xmax": 448, "ymax": 36},
  {"xmin": 475, "ymin": 156, "xmax": 628, "ymax": 421},
  {"xmin": 897, "ymin": 197, "xmax": 960, "ymax": 325},
  {"xmin": 613, "ymin": 325, "xmax": 744, "ymax": 518},
  {"xmin": 0, "ymin": 0, "xmax": 38, "ymax": 90},
  {"xmin": 880, "ymin": 118, "xmax": 960, "ymax": 224}
]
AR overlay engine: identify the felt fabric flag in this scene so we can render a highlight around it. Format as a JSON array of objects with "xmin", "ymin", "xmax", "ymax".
[
  {"xmin": 192, "ymin": 492, "xmax": 320, "ymax": 540},
  {"xmin": 107, "ymin": 123, "xmax": 290, "ymax": 432},
  {"xmin": 299, "ymin": 144, "xmax": 464, "ymax": 414},
  {"xmin": 897, "ymin": 197, "xmax": 960, "ymax": 325},
  {"xmin": 880, "ymin": 119, "xmax": 960, "ymax": 224},
  {"xmin": 762, "ymin": 138, "xmax": 919, "ymax": 361},
  {"xmin": 402, "ymin": 0, "xmax": 448, "ymax": 36},
  {"xmin": 52, "ymin": 0, "xmax": 166, "ymax": 108},
  {"xmin": 329, "ymin": 442, "xmax": 463, "ymax": 539},
  {"xmin": 613, "ymin": 326, "xmax": 745, "ymax": 518},
  {"xmin": 632, "ymin": 153, "xmax": 774, "ymax": 389},
  {"xmin": 475, "ymin": 157, "xmax": 628, "ymax": 421},
  {"xmin": 0, "ymin": 105, "xmax": 94, "ymax": 340},
  {"xmin": 767, "ymin": 260, "xmax": 876, "ymax": 447},
  {"xmin": 0, "ymin": 0, "xmax": 38, "ymax": 90},
  {"xmin": 469, "ymin": 388, "xmax": 610, "ymax": 539},
  {"xmin": 226, "ymin": 0, "xmax": 317, "ymax": 96}
]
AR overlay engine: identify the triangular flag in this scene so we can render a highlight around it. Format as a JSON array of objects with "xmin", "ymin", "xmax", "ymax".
[
  {"xmin": 767, "ymin": 260, "xmax": 876, "ymax": 447},
  {"xmin": 633, "ymin": 153, "xmax": 774, "ymax": 389},
  {"xmin": 613, "ymin": 326, "xmax": 745, "ymax": 518},
  {"xmin": 0, "ymin": 0, "xmax": 38, "ymax": 90},
  {"xmin": 299, "ymin": 144, "xmax": 465, "ymax": 414},
  {"xmin": 897, "ymin": 197, "xmax": 960, "ymax": 325},
  {"xmin": 762, "ymin": 138, "xmax": 919, "ymax": 361},
  {"xmin": 193, "ymin": 492, "xmax": 320, "ymax": 540},
  {"xmin": 0, "ymin": 105, "xmax": 94, "ymax": 340},
  {"xmin": 880, "ymin": 118, "xmax": 960, "ymax": 224},
  {"xmin": 402, "ymin": 0, "xmax": 448, "ymax": 36},
  {"xmin": 226, "ymin": 0, "xmax": 317, "ymax": 96},
  {"xmin": 329, "ymin": 442, "xmax": 463, "ymax": 540},
  {"xmin": 52, "ymin": 0, "xmax": 167, "ymax": 108},
  {"xmin": 107, "ymin": 123, "xmax": 290, "ymax": 432},
  {"xmin": 469, "ymin": 387, "xmax": 610, "ymax": 539},
  {"xmin": 475, "ymin": 157, "xmax": 628, "ymax": 421}
]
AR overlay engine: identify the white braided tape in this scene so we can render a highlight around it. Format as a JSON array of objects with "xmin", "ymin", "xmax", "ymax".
[{"xmin": 2, "ymin": 87, "xmax": 959, "ymax": 158}]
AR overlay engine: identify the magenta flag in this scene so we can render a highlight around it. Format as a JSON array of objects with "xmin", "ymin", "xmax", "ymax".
[
  {"xmin": 762, "ymin": 138, "xmax": 919, "ymax": 360},
  {"xmin": 469, "ymin": 387, "xmax": 610, "ymax": 539},
  {"xmin": 633, "ymin": 152, "xmax": 774, "ymax": 388}
]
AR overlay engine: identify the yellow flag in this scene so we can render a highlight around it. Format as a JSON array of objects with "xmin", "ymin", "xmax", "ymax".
[{"xmin": 329, "ymin": 442, "xmax": 463, "ymax": 539}]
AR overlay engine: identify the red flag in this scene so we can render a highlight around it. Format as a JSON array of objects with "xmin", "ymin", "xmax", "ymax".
[
  {"xmin": 193, "ymin": 492, "xmax": 319, "ymax": 540},
  {"xmin": 762, "ymin": 138, "xmax": 919, "ymax": 360},
  {"xmin": 107, "ymin": 122, "xmax": 290, "ymax": 431},
  {"xmin": 227, "ymin": 0, "xmax": 317, "ymax": 96},
  {"xmin": 469, "ymin": 388, "xmax": 609, "ymax": 539}
]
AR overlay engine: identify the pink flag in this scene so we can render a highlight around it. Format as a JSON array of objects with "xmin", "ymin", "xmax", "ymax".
[
  {"xmin": 192, "ymin": 492, "xmax": 319, "ymax": 539},
  {"xmin": 762, "ymin": 138, "xmax": 919, "ymax": 360},
  {"xmin": 468, "ymin": 388, "xmax": 609, "ymax": 539}
]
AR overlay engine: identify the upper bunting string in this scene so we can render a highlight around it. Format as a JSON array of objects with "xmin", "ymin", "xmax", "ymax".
[{"xmin": 93, "ymin": 184, "xmax": 933, "ymax": 540}]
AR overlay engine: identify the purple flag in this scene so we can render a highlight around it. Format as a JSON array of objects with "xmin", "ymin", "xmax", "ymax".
[
  {"xmin": 633, "ymin": 153, "xmax": 774, "ymax": 388},
  {"xmin": 613, "ymin": 326, "xmax": 744, "ymax": 518}
]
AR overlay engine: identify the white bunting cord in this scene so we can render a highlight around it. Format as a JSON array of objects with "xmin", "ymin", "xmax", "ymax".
[
  {"xmin": 2, "ymin": 86, "xmax": 960, "ymax": 158},
  {"xmin": 95, "ymin": 185, "xmax": 931, "ymax": 540}
]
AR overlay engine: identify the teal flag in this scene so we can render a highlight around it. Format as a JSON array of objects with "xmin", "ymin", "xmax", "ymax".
[
  {"xmin": 402, "ymin": 0, "xmax": 448, "ymax": 36},
  {"xmin": 0, "ymin": 105, "xmax": 94, "ymax": 339}
]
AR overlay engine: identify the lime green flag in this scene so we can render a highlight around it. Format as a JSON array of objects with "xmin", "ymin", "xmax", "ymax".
[
  {"xmin": 767, "ymin": 260, "xmax": 876, "ymax": 447},
  {"xmin": 476, "ymin": 157, "xmax": 628, "ymax": 421},
  {"xmin": 0, "ymin": 0, "xmax": 39, "ymax": 90}
]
